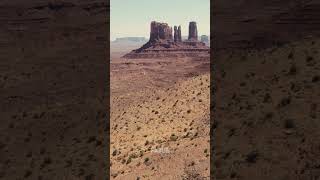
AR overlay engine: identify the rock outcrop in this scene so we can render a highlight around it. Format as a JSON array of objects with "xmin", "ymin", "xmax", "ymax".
[
  {"xmin": 150, "ymin": 21, "xmax": 173, "ymax": 43},
  {"xmin": 188, "ymin": 21, "xmax": 198, "ymax": 41},
  {"xmin": 174, "ymin": 26, "xmax": 178, "ymax": 42},
  {"xmin": 178, "ymin": 26, "xmax": 182, "ymax": 42},
  {"xmin": 123, "ymin": 21, "xmax": 209, "ymax": 59},
  {"xmin": 174, "ymin": 25, "xmax": 182, "ymax": 42},
  {"xmin": 200, "ymin": 35, "xmax": 209, "ymax": 45}
]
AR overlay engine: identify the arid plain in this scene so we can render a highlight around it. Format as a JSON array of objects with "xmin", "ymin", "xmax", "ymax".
[{"xmin": 110, "ymin": 40, "xmax": 210, "ymax": 179}]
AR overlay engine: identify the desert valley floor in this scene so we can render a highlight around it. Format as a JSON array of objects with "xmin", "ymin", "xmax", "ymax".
[{"xmin": 110, "ymin": 47, "xmax": 210, "ymax": 179}]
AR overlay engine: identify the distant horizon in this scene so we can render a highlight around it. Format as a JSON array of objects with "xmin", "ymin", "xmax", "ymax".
[
  {"xmin": 112, "ymin": 33, "xmax": 211, "ymax": 41},
  {"xmin": 111, "ymin": 0, "xmax": 210, "ymax": 41}
]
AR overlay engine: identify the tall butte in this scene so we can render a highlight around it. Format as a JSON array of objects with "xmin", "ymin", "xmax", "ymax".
[
  {"xmin": 123, "ymin": 21, "xmax": 209, "ymax": 59},
  {"xmin": 188, "ymin": 21, "xmax": 198, "ymax": 41},
  {"xmin": 174, "ymin": 25, "xmax": 182, "ymax": 42},
  {"xmin": 149, "ymin": 21, "xmax": 173, "ymax": 43}
]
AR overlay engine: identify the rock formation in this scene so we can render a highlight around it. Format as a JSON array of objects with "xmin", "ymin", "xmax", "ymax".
[
  {"xmin": 200, "ymin": 35, "xmax": 209, "ymax": 45},
  {"xmin": 149, "ymin": 21, "xmax": 173, "ymax": 43},
  {"xmin": 174, "ymin": 26, "xmax": 178, "ymax": 42},
  {"xmin": 188, "ymin": 21, "xmax": 198, "ymax": 41},
  {"xmin": 123, "ymin": 21, "xmax": 209, "ymax": 59},
  {"xmin": 178, "ymin": 26, "xmax": 182, "ymax": 42},
  {"xmin": 174, "ymin": 25, "xmax": 182, "ymax": 42}
]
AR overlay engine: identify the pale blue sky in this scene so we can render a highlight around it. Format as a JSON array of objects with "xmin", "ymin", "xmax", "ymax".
[{"xmin": 111, "ymin": 0, "xmax": 210, "ymax": 41}]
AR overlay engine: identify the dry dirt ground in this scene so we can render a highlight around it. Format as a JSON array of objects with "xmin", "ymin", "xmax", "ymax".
[
  {"xmin": 0, "ymin": 1, "xmax": 108, "ymax": 179},
  {"xmin": 213, "ymin": 37, "xmax": 320, "ymax": 180},
  {"xmin": 110, "ymin": 48, "xmax": 210, "ymax": 179},
  {"xmin": 213, "ymin": 0, "xmax": 320, "ymax": 50}
]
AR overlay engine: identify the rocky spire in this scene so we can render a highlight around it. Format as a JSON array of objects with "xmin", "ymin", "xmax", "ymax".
[
  {"xmin": 174, "ymin": 26, "xmax": 178, "ymax": 42},
  {"xmin": 174, "ymin": 25, "xmax": 182, "ymax": 42},
  {"xmin": 188, "ymin": 21, "xmax": 198, "ymax": 41},
  {"xmin": 178, "ymin": 26, "xmax": 182, "ymax": 42}
]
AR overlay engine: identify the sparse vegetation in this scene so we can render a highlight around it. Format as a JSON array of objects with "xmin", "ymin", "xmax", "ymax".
[
  {"xmin": 170, "ymin": 134, "xmax": 179, "ymax": 141},
  {"xmin": 110, "ymin": 55, "xmax": 210, "ymax": 178}
]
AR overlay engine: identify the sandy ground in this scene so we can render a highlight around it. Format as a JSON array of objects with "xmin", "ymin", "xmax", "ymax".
[
  {"xmin": 110, "ymin": 47, "xmax": 210, "ymax": 179},
  {"xmin": 213, "ymin": 37, "xmax": 320, "ymax": 180},
  {"xmin": 0, "ymin": 1, "xmax": 108, "ymax": 179}
]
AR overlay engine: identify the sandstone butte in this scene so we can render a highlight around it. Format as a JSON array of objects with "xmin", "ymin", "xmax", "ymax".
[{"xmin": 123, "ymin": 21, "xmax": 210, "ymax": 59}]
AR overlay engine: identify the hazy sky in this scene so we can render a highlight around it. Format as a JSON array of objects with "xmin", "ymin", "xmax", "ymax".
[{"xmin": 110, "ymin": 0, "xmax": 210, "ymax": 41}]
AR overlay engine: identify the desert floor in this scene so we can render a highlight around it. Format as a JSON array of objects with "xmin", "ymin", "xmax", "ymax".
[
  {"xmin": 0, "ymin": 1, "xmax": 107, "ymax": 179},
  {"xmin": 213, "ymin": 37, "xmax": 320, "ymax": 180},
  {"xmin": 110, "ymin": 47, "xmax": 210, "ymax": 179}
]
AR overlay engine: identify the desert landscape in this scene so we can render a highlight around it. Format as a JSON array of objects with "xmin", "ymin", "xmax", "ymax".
[
  {"xmin": 212, "ymin": 0, "xmax": 320, "ymax": 179},
  {"xmin": 110, "ymin": 21, "xmax": 210, "ymax": 179},
  {"xmin": 0, "ymin": 1, "xmax": 108, "ymax": 179},
  {"xmin": 214, "ymin": 37, "xmax": 320, "ymax": 179}
]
